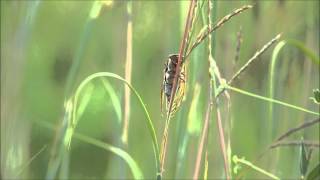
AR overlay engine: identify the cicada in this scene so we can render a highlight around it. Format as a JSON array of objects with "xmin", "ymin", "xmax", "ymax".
[
  {"xmin": 160, "ymin": 2, "xmax": 252, "ymax": 116},
  {"xmin": 160, "ymin": 1, "xmax": 207, "ymax": 116},
  {"xmin": 161, "ymin": 54, "xmax": 186, "ymax": 116}
]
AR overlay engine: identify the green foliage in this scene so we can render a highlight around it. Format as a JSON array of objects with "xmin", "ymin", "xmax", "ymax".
[
  {"xmin": 66, "ymin": 72, "xmax": 161, "ymax": 178},
  {"xmin": 1, "ymin": 1, "xmax": 319, "ymax": 179},
  {"xmin": 101, "ymin": 79, "xmax": 122, "ymax": 123}
]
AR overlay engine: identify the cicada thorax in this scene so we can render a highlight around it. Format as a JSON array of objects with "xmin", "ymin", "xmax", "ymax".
[{"xmin": 162, "ymin": 54, "xmax": 186, "ymax": 115}]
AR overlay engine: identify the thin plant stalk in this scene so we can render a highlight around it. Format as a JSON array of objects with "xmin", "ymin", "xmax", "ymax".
[
  {"xmin": 215, "ymin": 105, "xmax": 230, "ymax": 179},
  {"xmin": 206, "ymin": 1, "xmax": 231, "ymax": 178},
  {"xmin": 193, "ymin": 1, "xmax": 213, "ymax": 178},
  {"xmin": 15, "ymin": 145, "xmax": 48, "ymax": 177},
  {"xmin": 233, "ymin": 155, "xmax": 280, "ymax": 180},
  {"xmin": 270, "ymin": 140, "xmax": 320, "ymax": 149},
  {"xmin": 160, "ymin": 0, "xmax": 197, "ymax": 175},
  {"xmin": 122, "ymin": 0, "xmax": 133, "ymax": 146},
  {"xmin": 216, "ymin": 34, "xmax": 282, "ymax": 98},
  {"xmin": 47, "ymin": 2, "xmax": 99, "ymax": 179},
  {"xmin": 185, "ymin": 5, "xmax": 253, "ymax": 59},
  {"xmin": 193, "ymin": 1, "xmax": 227, "ymax": 179},
  {"xmin": 203, "ymin": 151, "xmax": 209, "ymax": 180},
  {"xmin": 193, "ymin": 92, "xmax": 212, "ymax": 179},
  {"xmin": 276, "ymin": 118, "xmax": 320, "ymax": 142},
  {"xmin": 228, "ymin": 34, "xmax": 282, "ymax": 85},
  {"xmin": 257, "ymin": 118, "xmax": 319, "ymax": 161},
  {"xmin": 225, "ymin": 84, "xmax": 319, "ymax": 116}
]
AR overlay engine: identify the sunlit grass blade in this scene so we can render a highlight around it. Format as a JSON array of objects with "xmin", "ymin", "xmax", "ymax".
[
  {"xmin": 268, "ymin": 40, "xmax": 286, "ymax": 139},
  {"xmin": 122, "ymin": 0, "xmax": 133, "ymax": 146},
  {"xmin": 203, "ymin": 151, "xmax": 209, "ymax": 180},
  {"xmin": 76, "ymin": 82, "xmax": 95, "ymax": 120},
  {"xmin": 101, "ymin": 79, "xmax": 122, "ymax": 123}
]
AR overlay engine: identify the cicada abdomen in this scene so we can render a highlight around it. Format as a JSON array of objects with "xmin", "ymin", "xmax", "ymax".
[{"xmin": 161, "ymin": 54, "xmax": 186, "ymax": 116}]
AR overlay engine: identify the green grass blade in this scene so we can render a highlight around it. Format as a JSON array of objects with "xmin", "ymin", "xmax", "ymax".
[
  {"xmin": 225, "ymin": 84, "xmax": 319, "ymax": 116},
  {"xmin": 268, "ymin": 40, "xmax": 286, "ymax": 139},
  {"xmin": 268, "ymin": 39, "xmax": 320, "ymax": 139},
  {"xmin": 67, "ymin": 72, "xmax": 161, "ymax": 178},
  {"xmin": 233, "ymin": 155, "xmax": 280, "ymax": 180},
  {"xmin": 73, "ymin": 133, "xmax": 143, "ymax": 179},
  {"xmin": 101, "ymin": 79, "xmax": 122, "ymax": 124},
  {"xmin": 286, "ymin": 39, "xmax": 320, "ymax": 65},
  {"xmin": 76, "ymin": 82, "xmax": 95, "ymax": 120},
  {"xmin": 64, "ymin": 1, "xmax": 98, "ymax": 97}
]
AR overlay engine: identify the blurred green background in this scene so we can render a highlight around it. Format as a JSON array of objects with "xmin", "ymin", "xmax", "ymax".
[{"xmin": 1, "ymin": 0, "xmax": 319, "ymax": 179}]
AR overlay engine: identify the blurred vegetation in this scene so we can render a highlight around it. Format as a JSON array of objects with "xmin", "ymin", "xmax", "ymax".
[{"xmin": 1, "ymin": 0, "xmax": 319, "ymax": 179}]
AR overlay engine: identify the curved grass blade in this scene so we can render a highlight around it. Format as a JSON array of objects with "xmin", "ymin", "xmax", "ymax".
[
  {"xmin": 76, "ymin": 82, "xmax": 95, "ymax": 120},
  {"xmin": 67, "ymin": 72, "xmax": 161, "ymax": 179},
  {"xmin": 268, "ymin": 39, "xmax": 320, "ymax": 139},
  {"xmin": 47, "ymin": 2, "xmax": 110, "ymax": 179},
  {"xmin": 269, "ymin": 39, "xmax": 320, "ymax": 113},
  {"xmin": 101, "ymin": 79, "xmax": 122, "ymax": 124},
  {"xmin": 286, "ymin": 39, "xmax": 320, "ymax": 65}
]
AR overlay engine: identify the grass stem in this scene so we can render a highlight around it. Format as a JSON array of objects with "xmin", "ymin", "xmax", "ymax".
[
  {"xmin": 225, "ymin": 85, "xmax": 319, "ymax": 116},
  {"xmin": 233, "ymin": 155, "xmax": 280, "ymax": 180}
]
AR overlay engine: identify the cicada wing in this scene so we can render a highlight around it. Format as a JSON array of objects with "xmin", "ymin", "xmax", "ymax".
[
  {"xmin": 170, "ymin": 64, "xmax": 187, "ymax": 116},
  {"xmin": 160, "ymin": 66, "xmax": 166, "ymax": 117}
]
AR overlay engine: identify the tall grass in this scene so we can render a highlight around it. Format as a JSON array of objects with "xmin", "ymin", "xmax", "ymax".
[
  {"xmin": 122, "ymin": 0, "xmax": 133, "ymax": 146},
  {"xmin": 2, "ymin": 1, "xmax": 319, "ymax": 179}
]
